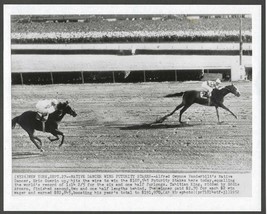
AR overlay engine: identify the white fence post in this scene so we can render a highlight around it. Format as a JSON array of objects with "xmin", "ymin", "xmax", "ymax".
[{"xmin": 231, "ymin": 62, "xmax": 246, "ymax": 81}]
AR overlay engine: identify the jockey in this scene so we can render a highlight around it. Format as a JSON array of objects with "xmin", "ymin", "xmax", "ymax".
[
  {"xmin": 201, "ymin": 78, "xmax": 221, "ymax": 98},
  {"xmin": 36, "ymin": 99, "xmax": 58, "ymax": 130}
]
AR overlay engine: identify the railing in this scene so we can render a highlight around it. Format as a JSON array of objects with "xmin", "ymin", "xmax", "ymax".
[{"xmin": 11, "ymin": 42, "xmax": 252, "ymax": 84}]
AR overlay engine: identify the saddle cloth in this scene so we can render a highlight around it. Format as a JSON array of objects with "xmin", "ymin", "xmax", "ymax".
[{"xmin": 200, "ymin": 91, "xmax": 209, "ymax": 99}]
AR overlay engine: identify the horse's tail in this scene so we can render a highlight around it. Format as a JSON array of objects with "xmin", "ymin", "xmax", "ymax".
[
  {"xmin": 165, "ymin": 92, "xmax": 184, "ymax": 98},
  {"xmin": 12, "ymin": 116, "xmax": 19, "ymax": 129}
]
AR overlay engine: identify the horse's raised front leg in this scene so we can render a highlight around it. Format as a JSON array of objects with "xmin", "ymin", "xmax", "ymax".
[
  {"xmin": 219, "ymin": 103, "xmax": 238, "ymax": 119},
  {"xmin": 155, "ymin": 103, "xmax": 184, "ymax": 123},
  {"xmin": 50, "ymin": 129, "xmax": 65, "ymax": 147}
]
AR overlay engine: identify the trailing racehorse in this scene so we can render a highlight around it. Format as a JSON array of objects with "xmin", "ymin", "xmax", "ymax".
[
  {"xmin": 154, "ymin": 84, "xmax": 240, "ymax": 124},
  {"xmin": 12, "ymin": 101, "xmax": 77, "ymax": 152}
]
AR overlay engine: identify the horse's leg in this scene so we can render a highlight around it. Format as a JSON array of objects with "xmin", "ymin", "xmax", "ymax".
[
  {"xmin": 34, "ymin": 136, "xmax": 43, "ymax": 147},
  {"xmin": 50, "ymin": 129, "xmax": 65, "ymax": 147},
  {"xmin": 48, "ymin": 134, "xmax": 59, "ymax": 142},
  {"xmin": 179, "ymin": 104, "xmax": 192, "ymax": 124},
  {"xmin": 26, "ymin": 130, "xmax": 44, "ymax": 152},
  {"xmin": 156, "ymin": 103, "xmax": 184, "ymax": 123},
  {"xmin": 219, "ymin": 103, "xmax": 238, "ymax": 119},
  {"xmin": 215, "ymin": 106, "xmax": 222, "ymax": 124}
]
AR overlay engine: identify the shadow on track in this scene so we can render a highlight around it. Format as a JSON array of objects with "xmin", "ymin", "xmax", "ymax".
[
  {"xmin": 119, "ymin": 122, "xmax": 193, "ymax": 130},
  {"xmin": 12, "ymin": 152, "xmax": 45, "ymax": 159}
]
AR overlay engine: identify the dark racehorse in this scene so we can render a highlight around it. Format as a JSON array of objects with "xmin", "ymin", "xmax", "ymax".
[
  {"xmin": 12, "ymin": 101, "xmax": 77, "ymax": 152},
  {"xmin": 155, "ymin": 84, "xmax": 240, "ymax": 124}
]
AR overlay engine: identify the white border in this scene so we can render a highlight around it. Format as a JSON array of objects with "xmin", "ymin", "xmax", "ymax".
[{"xmin": 4, "ymin": 5, "xmax": 262, "ymax": 211}]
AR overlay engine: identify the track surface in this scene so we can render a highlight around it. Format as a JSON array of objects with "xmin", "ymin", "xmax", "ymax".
[{"xmin": 12, "ymin": 81, "xmax": 252, "ymax": 173}]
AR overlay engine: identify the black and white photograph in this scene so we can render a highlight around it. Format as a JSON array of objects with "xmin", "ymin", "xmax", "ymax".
[{"xmin": 3, "ymin": 3, "xmax": 263, "ymax": 212}]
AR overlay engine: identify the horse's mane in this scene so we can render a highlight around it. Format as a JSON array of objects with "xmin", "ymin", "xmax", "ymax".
[
  {"xmin": 56, "ymin": 101, "xmax": 69, "ymax": 111},
  {"xmin": 224, "ymin": 84, "xmax": 236, "ymax": 91},
  {"xmin": 48, "ymin": 102, "xmax": 68, "ymax": 121},
  {"xmin": 214, "ymin": 84, "xmax": 235, "ymax": 91}
]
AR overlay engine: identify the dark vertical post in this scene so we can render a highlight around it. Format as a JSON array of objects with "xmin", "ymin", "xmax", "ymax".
[
  {"xmin": 50, "ymin": 72, "xmax": 54, "ymax": 84},
  {"xmin": 143, "ymin": 70, "xmax": 146, "ymax": 82},
  {"xmin": 174, "ymin": 70, "xmax": 177, "ymax": 81},
  {"xmin": 81, "ymin": 71, "xmax": 84, "ymax": 84},
  {"xmin": 20, "ymin": 73, "xmax": 23, "ymax": 85},
  {"xmin": 239, "ymin": 14, "xmax": 243, "ymax": 65},
  {"xmin": 112, "ymin": 71, "xmax": 115, "ymax": 83}
]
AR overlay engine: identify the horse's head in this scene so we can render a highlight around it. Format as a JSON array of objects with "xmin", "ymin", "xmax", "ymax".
[
  {"xmin": 225, "ymin": 84, "xmax": 241, "ymax": 97},
  {"xmin": 57, "ymin": 101, "xmax": 77, "ymax": 117}
]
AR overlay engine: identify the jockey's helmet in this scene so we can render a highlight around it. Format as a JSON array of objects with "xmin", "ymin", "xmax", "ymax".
[
  {"xmin": 51, "ymin": 99, "xmax": 58, "ymax": 106},
  {"xmin": 216, "ymin": 78, "xmax": 221, "ymax": 84}
]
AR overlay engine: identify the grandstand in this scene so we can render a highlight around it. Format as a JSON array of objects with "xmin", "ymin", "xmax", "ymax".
[{"xmin": 11, "ymin": 14, "xmax": 250, "ymax": 23}]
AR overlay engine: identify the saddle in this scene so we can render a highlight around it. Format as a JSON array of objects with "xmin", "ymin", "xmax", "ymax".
[{"xmin": 200, "ymin": 91, "xmax": 214, "ymax": 106}]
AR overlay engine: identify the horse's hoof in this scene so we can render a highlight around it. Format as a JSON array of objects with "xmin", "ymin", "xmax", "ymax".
[{"xmin": 40, "ymin": 148, "xmax": 45, "ymax": 152}]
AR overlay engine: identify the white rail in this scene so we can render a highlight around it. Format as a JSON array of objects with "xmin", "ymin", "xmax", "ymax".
[{"xmin": 11, "ymin": 42, "xmax": 252, "ymax": 51}]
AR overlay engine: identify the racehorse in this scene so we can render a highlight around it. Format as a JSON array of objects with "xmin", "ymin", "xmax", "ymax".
[
  {"xmin": 154, "ymin": 84, "xmax": 240, "ymax": 124},
  {"xmin": 12, "ymin": 101, "xmax": 77, "ymax": 152}
]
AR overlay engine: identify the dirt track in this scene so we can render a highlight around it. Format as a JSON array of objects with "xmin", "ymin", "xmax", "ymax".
[{"xmin": 12, "ymin": 81, "xmax": 252, "ymax": 173}]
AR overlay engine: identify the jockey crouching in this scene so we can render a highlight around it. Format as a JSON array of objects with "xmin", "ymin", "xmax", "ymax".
[
  {"xmin": 36, "ymin": 99, "xmax": 58, "ymax": 131},
  {"xmin": 201, "ymin": 78, "xmax": 221, "ymax": 105}
]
